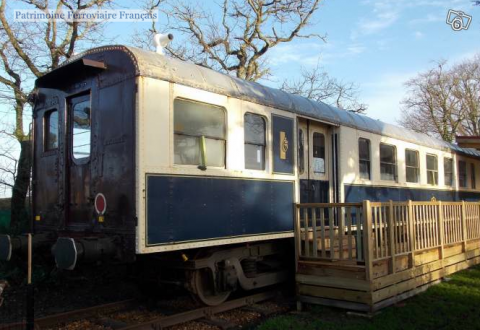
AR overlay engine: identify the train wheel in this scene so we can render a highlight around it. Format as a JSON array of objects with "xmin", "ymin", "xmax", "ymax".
[{"xmin": 190, "ymin": 268, "xmax": 231, "ymax": 306}]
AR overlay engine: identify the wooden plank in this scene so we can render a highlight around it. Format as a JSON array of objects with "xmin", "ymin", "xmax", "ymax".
[
  {"xmin": 363, "ymin": 200, "xmax": 374, "ymax": 281},
  {"xmin": 373, "ymin": 266, "xmax": 446, "ymax": 303},
  {"xmin": 320, "ymin": 208, "xmax": 326, "ymax": 258},
  {"xmin": 372, "ymin": 279, "xmax": 442, "ymax": 312},
  {"xmin": 388, "ymin": 200, "xmax": 396, "ymax": 274},
  {"xmin": 296, "ymin": 274, "xmax": 370, "ymax": 291},
  {"xmin": 295, "ymin": 205, "xmax": 302, "ymax": 271},
  {"xmin": 356, "ymin": 207, "xmax": 362, "ymax": 261},
  {"xmin": 466, "ymin": 240, "xmax": 480, "ymax": 252},
  {"xmin": 372, "ymin": 259, "xmax": 443, "ymax": 290},
  {"xmin": 347, "ymin": 207, "xmax": 353, "ymax": 260},
  {"xmin": 298, "ymin": 284, "xmax": 371, "ymax": 304},
  {"xmin": 304, "ymin": 208, "xmax": 310, "ymax": 258},
  {"xmin": 408, "ymin": 200, "xmax": 415, "ymax": 268},
  {"xmin": 339, "ymin": 207, "xmax": 345, "ymax": 260},
  {"xmin": 461, "ymin": 201, "xmax": 468, "ymax": 252},
  {"xmin": 443, "ymin": 243, "xmax": 463, "ymax": 258},
  {"xmin": 414, "ymin": 248, "xmax": 440, "ymax": 266},
  {"xmin": 297, "ymin": 263, "xmax": 367, "ymax": 280},
  {"xmin": 299, "ymin": 203, "xmax": 362, "ymax": 208},
  {"xmin": 395, "ymin": 255, "xmax": 409, "ymax": 273},
  {"xmin": 329, "ymin": 207, "xmax": 334, "ymax": 260},
  {"xmin": 438, "ymin": 202, "xmax": 445, "ymax": 261},
  {"xmin": 312, "ymin": 208, "xmax": 318, "ymax": 258},
  {"xmin": 372, "ymin": 259, "xmax": 389, "ymax": 279},
  {"xmin": 298, "ymin": 295, "xmax": 371, "ymax": 312}
]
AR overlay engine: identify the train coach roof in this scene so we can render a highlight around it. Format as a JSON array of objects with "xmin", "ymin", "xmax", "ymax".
[{"xmin": 46, "ymin": 45, "xmax": 480, "ymax": 158}]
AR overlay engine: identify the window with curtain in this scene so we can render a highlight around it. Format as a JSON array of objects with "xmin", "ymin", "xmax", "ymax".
[{"xmin": 174, "ymin": 99, "xmax": 226, "ymax": 168}]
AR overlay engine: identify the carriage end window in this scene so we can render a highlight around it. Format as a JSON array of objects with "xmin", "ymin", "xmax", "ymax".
[
  {"xmin": 426, "ymin": 154, "xmax": 438, "ymax": 185},
  {"xmin": 405, "ymin": 149, "xmax": 419, "ymax": 183},
  {"xmin": 459, "ymin": 161, "xmax": 467, "ymax": 188},
  {"xmin": 44, "ymin": 109, "xmax": 59, "ymax": 151},
  {"xmin": 358, "ymin": 138, "xmax": 371, "ymax": 180},
  {"xmin": 380, "ymin": 143, "xmax": 397, "ymax": 181},
  {"xmin": 174, "ymin": 99, "xmax": 226, "ymax": 168},
  {"xmin": 313, "ymin": 132, "xmax": 325, "ymax": 174},
  {"xmin": 72, "ymin": 97, "xmax": 91, "ymax": 160},
  {"xmin": 444, "ymin": 158, "xmax": 454, "ymax": 186},
  {"xmin": 244, "ymin": 113, "xmax": 266, "ymax": 170}
]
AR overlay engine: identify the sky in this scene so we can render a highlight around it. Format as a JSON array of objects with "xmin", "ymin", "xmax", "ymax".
[
  {"xmin": 98, "ymin": 0, "xmax": 480, "ymax": 124},
  {"xmin": 262, "ymin": 0, "xmax": 480, "ymax": 124}
]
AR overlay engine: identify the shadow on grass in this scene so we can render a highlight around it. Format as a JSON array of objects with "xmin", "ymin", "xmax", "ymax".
[{"xmin": 257, "ymin": 265, "xmax": 480, "ymax": 330}]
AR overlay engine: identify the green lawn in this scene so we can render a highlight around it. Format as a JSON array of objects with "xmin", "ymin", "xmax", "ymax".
[{"xmin": 258, "ymin": 265, "xmax": 480, "ymax": 330}]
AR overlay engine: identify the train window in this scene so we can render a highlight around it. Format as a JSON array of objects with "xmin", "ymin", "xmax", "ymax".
[
  {"xmin": 358, "ymin": 138, "xmax": 370, "ymax": 179},
  {"xmin": 380, "ymin": 143, "xmax": 396, "ymax": 181},
  {"xmin": 405, "ymin": 149, "xmax": 419, "ymax": 183},
  {"xmin": 471, "ymin": 163, "xmax": 476, "ymax": 189},
  {"xmin": 459, "ymin": 161, "xmax": 467, "ymax": 188},
  {"xmin": 426, "ymin": 154, "xmax": 438, "ymax": 185},
  {"xmin": 444, "ymin": 158, "xmax": 454, "ymax": 186},
  {"xmin": 244, "ymin": 113, "xmax": 266, "ymax": 170},
  {"xmin": 44, "ymin": 110, "xmax": 59, "ymax": 151},
  {"xmin": 72, "ymin": 100, "xmax": 91, "ymax": 159},
  {"xmin": 298, "ymin": 129, "xmax": 305, "ymax": 175},
  {"xmin": 313, "ymin": 133, "xmax": 325, "ymax": 174},
  {"xmin": 174, "ymin": 99, "xmax": 226, "ymax": 167}
]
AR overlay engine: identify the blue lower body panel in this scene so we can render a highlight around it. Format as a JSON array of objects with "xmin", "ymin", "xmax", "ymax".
[
  {"xmin": 344, "ymin": 184, "xmax": 480, "ymax": 202},
  {"xmin": 146, "ymin": 175, "xmax": 294, "ymax": 245}
]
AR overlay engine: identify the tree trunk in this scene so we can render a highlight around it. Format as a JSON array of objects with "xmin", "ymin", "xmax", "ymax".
[{"xmin": 10, "ymin": 140, "xmax": 33, "ymax": 232}]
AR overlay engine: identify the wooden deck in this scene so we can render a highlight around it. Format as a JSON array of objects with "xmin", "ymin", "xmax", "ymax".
[{"xmin": 295, "ymin": 200, "xmax": 480, "ymax": 312}]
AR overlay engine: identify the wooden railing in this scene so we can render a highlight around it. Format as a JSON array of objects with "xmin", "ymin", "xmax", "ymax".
[
  {"xmin": 296, "ymin": 200, "xmax": 480, "ymax": 266},
  {"xmin": 295, "ymin": 202, "xmax": 365, "ymax": 262},
  {"xmin": 296, "ymin": 200, "xmax": 480, "ymax": 311}
]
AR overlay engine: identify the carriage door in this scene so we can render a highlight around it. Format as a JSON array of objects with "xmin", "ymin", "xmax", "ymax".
[
  {"xmin": 66, "ymin": 93, "xmax": 92, "ymax": 225},
  {"xmin": 298, "ymin": 119, "xmax": 330, "ymax": 203}
]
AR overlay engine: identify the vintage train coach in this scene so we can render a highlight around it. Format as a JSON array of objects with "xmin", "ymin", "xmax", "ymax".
[{"xmin": 2, "ymin": 43, "xmax": 480, "ymax": 305}]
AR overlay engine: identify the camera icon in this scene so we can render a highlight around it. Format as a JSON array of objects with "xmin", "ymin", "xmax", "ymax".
[{"xmin": 446, "ymin": 9, "xmax": 472, "ymax": 31}]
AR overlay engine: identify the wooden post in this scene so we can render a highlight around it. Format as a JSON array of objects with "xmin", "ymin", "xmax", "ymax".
[
  {"xmin": 339, "ymin": 207, "xmax": 344, "ymax": 260},
  {"xmin": 407, "ymin": 200, "xmax": 416, "ymax": 268},
  {"xmin": 461, "ymin": 201, "xmax": 467, "ymax": 252},
  {"xmin": 312, "ymin": 208, "xmax": 318, "ymax": 258},
  {"xmin": 438, "ymin": 201, "xmax": 445, "ymax": 266},
  {"xmin": 295, "ymin": 205, "xmax": 301, "ymax": 271},
  {"xmin": 329, "ymin": 207, "xmax": 334, "ymax": 260},
  {"xmin": 304, "ymin": 208, "xmax": 310, "ymax": 257},
  {"xmin": 388, "ymin": 200, "xmax": 396, "ymax": 274},
  {"xmin": 362, "ymin": 200, "xmax": 374, "ymax": 281}
]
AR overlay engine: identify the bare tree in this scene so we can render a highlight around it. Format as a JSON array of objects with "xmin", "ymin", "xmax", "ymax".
[
  {"xmin": 137, "ymin": 0, "xmax": 324, "ymax": 81},
  {"xmin": 281, "ymin": 64, "xmax": 367, "ymax": 113},
  {"xmin": 399, "ymin": 56, "xmax": 480, "ymax": 142},
  {"xmin": 0, "ymin": 0, "xmax": 112, "ymax": 229}
]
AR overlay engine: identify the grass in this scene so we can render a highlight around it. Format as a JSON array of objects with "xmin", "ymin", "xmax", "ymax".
[{"xmin": 257, "ymin": 265, "xmax": 480, "ymax": 330}]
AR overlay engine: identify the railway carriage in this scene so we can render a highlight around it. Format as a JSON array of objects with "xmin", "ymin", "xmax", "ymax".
[{"xmin": 1, "ymin": 44, "xmax": 480, "ymax": 305}]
